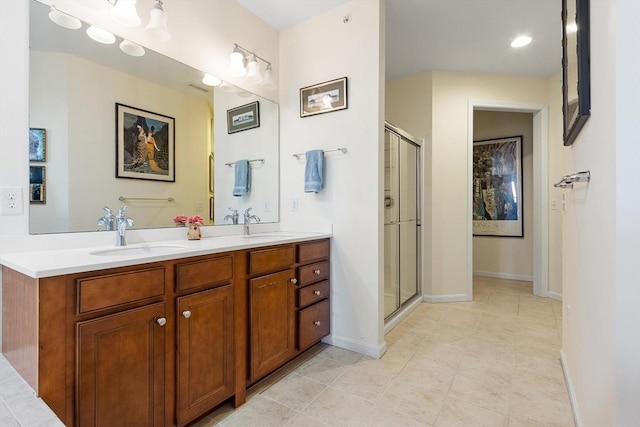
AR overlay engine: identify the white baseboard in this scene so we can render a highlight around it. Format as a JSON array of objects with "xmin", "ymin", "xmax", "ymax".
[
  {"xmin": 548, "ymin": 291, "xmax": 563, "ymax": 301},
  {"xmin": 384, "ymin": 297, "xmax": 423, "ymax": 334},
  {"xmin": 473, "ymin": 270, "xmax": 533, "ymax": 282},
  {"xmin": 560, "ymin": 349, "xmax": 583, "ymax": 427},
  {"xmin": 322, "ymin": 334, "xmax": 387, "ymax": 359},
  {"xmin": 422, "ymin": 294, "xmax": 469, "ymax": 303}
]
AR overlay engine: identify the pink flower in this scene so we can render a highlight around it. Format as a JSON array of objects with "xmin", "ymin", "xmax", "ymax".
[
  {"xmin": 187, "ymin": 215, "xmax": 204, "ymax": 225},
  {"xmin": 173, "ymin": 215, "xmax": 188, "ymax": 224}
]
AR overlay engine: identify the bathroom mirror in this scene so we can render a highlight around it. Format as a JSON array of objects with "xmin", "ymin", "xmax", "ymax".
[
  {"xmin": 28, "ymin": 0, "xmax": 279, "ymax": 234},
  {"xmin": 561, "ymin": 0, "xmax": 590, "ymax": 146}
]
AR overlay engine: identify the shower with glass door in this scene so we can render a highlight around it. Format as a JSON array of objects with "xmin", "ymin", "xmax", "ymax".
[{"xmin": 384, "ymin": 122, "xmax": 421, "ymax": 320}]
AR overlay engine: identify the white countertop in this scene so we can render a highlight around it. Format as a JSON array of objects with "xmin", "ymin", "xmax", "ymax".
[{"xmin": 0, "ymin": 231, "xmax": 331, "ymax": 278}]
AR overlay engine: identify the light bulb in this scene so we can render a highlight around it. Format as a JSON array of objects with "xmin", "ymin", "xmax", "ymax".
[
  {"xmin": 202, "ymin": 74, "xmax": 222, "ymax": 87},
  {"xmin": 510, "ymin": 35, "xmax": 532, "ymax": 48},
  {"xmin": 262, "ymin": 64, "xmax": 277, "ymax": 90},
  {"xmin": 110, "ymin": 0, "xmax": 141, "ymax": 27},
  {"xmin": 48, "ymin": 6, "xmax": 82, "ymax": 30},
  {"xmin": 86, "ymin": 25, "xmax": 116, "ymax": 44},
  {"xmin": 246, "ymin": 54, "xmax": 263, "ymax": 84},
  {"xmin": 119, "ymin": 40, "xmax": 145, "ymax": 57},
  {"xmin": 228, "ymin": 47, "xmax": 247, "ymax": 77},
  {"xmin": 145, "ymin": 0, "xmax": 171, "ymax": 42}
]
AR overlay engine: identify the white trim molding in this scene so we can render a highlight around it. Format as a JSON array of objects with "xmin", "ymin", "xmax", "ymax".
[
  {"xmin": 473, "ymin": 270, "xmax": 533, "ymax": 282},
  {"xmin": 323, "ymin": 334, "xmax": 387, "ymax": 359},
  {"xmin": 423, "ymin": 294, "xmax": 469, "ymax": 303},
  {"xmin": 383, "ymin": 296, "xmax": 423, "ymax": 334},
  {"xmin": 548, "ymin": 291, "xmax": 563, "ymax": 301},
  {"xmin": 560, "ymin": 349, "xmax": 583, "ymax": 427}
]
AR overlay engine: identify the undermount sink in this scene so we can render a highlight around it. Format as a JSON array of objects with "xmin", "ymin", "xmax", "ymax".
[
  {"xmin": 90, "ymin": 244, "xmax": 189, "ymax": 257},
  {"xmin": 241, "ymin": 234, "xmax": 294, "ymax": 239}
]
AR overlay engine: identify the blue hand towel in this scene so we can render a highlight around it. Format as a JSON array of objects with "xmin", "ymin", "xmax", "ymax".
[
  {"xmin": 232, "ymin": 159, "xmax": 251, "ymax": 196},
  {"xmin": 304, "ymin": 150, "xmax": 324, "ymax": 193}
]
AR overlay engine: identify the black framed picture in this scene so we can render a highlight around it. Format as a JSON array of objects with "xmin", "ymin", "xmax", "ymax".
[
  {"xmin": 300, "ymin": 77, "xmax": 348, "ymax": 117},
  {"xmin": 29, "ymin": 165, "xmax": 46, "ymax": 204},
  {"xmin": 227, "ymin": 101, "xmax": 260, "ymax": 134},
  {"xmin": 472, "ymin": 136, "xmax": 523, "ymax": 237},
  {"xmin": 29, "ymin": 128, "xmax": 46, "ymax": 162},
  {"xmin": 115, "ymin": 103, "xmax": 175, "ymax": 182}
]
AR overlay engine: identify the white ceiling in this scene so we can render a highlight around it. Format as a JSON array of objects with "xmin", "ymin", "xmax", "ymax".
[{"xmin": 236, "ymin": 0, "xmax": 562, "ymax": 79}]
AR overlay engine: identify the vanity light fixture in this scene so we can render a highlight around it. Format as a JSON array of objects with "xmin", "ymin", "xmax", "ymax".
[
  {"xmin": 86, "ymin": 25, "xmax": 116, "ymax": 44},
  {"xmin": 202, "ymin": 73, "xmax": 222, "ymax": 87},
  {"xmin": 510, "ymin": 35, "xmax": 532, "ymax": 48},
  {"xmin": 228, "ymin": 43, "xmax": 277, "ymax": 90},
  {"xmin": 110, "ymin": 0, "xmax": 141, "ymax": 27},
  {"xmin": 145, "ymin": 0, "xmax": 171, "ymax": 42},
  {"xmin": 119, "ymin": 39, "xmax": 145, "ymax": 56},
  {"xmin": 48, "ymin": 5, "xmax": 82, "ymax": 30}
]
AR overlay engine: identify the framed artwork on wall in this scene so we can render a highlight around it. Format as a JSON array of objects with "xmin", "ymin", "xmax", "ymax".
[
  {"xmin": 227, "ymin": 101, "xmax": 260, "ymax": 134},
  {"xmin": 29, "ymin": 165, "xmax": 46, "ymax": 204},
  {"xmin": 29, "ymin": 128, "xmax": 46, "ymax": 162},
  {"xmin": 300, "ymin": 77, "xmax": 348, "ymax": 117},
  {"xmin": 115, "ymin": 103, "xmax": 175, "ymax": 182},
  {"xmin": 472, "ymin": 136, "xmax": 523, "ymax": 237}
]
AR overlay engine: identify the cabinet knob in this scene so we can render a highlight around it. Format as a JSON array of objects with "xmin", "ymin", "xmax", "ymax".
[
  {"xmin": 290, "ymin": 278, "xmax": 298, "ymax": 284},
  {"xmin": 314, "ymin": 269, "xmax": 321, "ymax": 275},
  {"xmin": 156, "ymin": 317, "xmax": 167, "ymax": 326},
  {"xmin": 314, "ymin": 321, "xmax": 321, "ymax": 326},
  {"xmin": 314, "ymin": 290, "xmax": 321, "ymax": 296},
  {"xmin": 182, "ymin": 310, "xmax": 191, "ymax": 319}
]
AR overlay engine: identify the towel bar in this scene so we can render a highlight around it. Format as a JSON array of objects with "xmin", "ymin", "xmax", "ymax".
[
  {"xmin": 118, "ymin": 196, "xmax": 175, "ymax": 202},
  {"xmin": 554, "ymin": 171, "xmax": 591, "ymax": 189},
  {"xmin": 292, "ymin": 147, "xmax": 348, "ymax": 159},
  {"xmin": 225, "ymin": 158, "xmax": 265, "ymax": 167}
]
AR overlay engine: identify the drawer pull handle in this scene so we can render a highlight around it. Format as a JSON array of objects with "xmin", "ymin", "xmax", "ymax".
[
  {"xmin": 314, "ymin": 269, "xmax": 321, "ymax": 275},
  {"xmin": 182, "ymin": 310, "xmax": 191, "ymax": 319},
  {"xmin": 314, "ymin": 321, "xmax": 321, "ymax": 326},
  {"xmin": 314, "ymin": 290, "xmax": 321, "ymax": 296},
  {"xmin": 156, "ymin": 317, "xmax": 167, "ymax": 326},
  {"xmin": 290, "ymin": 278, "xmax": 298, "ymax": 284}
]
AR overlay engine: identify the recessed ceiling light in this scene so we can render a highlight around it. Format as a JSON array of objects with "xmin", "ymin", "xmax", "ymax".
[{"xmin": 511, "ymin": 35, "xmax": 532, "ymax": 48}]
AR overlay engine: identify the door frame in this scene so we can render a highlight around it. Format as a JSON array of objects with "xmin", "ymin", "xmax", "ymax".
[{"xmin": 467, "ymin": 100, "xmax": 549, "ymax": 298}]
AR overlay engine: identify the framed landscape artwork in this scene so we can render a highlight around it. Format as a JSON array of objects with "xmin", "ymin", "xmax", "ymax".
[
  {"xmin": 29, "ymin": 165, "xmax": 46, "ymax": 204},
  {"xmin": 29, "ymin": 128, "xmax": 46, "ymax": 162},
  {"xmin": 300, "ymin": 77, "xmax": 348, "ymax": 117},
  {"xmin": 227, "ymin": 101, "xmax": 260, "ymax": 134}
]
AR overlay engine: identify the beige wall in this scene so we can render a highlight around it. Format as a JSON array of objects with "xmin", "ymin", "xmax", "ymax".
[{"xmin": 472, "ymin": 111, "xmax": 533, "ymax": 280}]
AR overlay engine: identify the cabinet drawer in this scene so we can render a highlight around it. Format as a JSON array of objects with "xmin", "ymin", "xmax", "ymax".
[
  {"xmin": 297, "ymin": 239, "xmax": 329, "ymax": 264},
  {"xmin": 77, "ymin": 267, "xmax": 165, "ymax": 314},
  {"xmin": 249, "ymin": 245, "xmax": 295, "ymax": 276},
  {"xmin": 298, "ymin": 299, "xmax": 330, "ymax": 350},
  {"xmin": 176, "ymin": 255, "xmax": 234, "ymax": 293},
  {"xmin": 298, "ymin": 280, "xmax": 329, "ymax": 308},
  {"xmin": 298, "ymin": 261, "xmax": 329, "ymax": 286}
]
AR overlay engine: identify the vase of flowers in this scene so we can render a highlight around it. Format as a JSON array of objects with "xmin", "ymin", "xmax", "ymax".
[
  {"xmin": 185, "ymin": 215, "xmax": 204, "ymax": 240},
  {"xmin": 173, "ymin": 215, "xmax": 188, "ymax": 227}
]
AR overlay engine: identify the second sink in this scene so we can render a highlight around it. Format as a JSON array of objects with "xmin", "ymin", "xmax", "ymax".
[{"xmin": 90, "ymin": 244, "xmax": 189, "ymax": 257}]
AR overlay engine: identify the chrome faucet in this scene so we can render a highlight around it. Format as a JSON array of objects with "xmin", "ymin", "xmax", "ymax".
[
  {"xmin": 115, "ymin": 206, "xmax": 134, "ymax": 247},
  {"xmin": 243, "ymin": 207, "xmax": 260, "ymax": 235},
  {"xmin": 223, "ymin": 208, "xmax": 239, "ymax": 224},
  {"xmin": 97, "ymin": 206, "xmax": 115, "ymax": 231}
]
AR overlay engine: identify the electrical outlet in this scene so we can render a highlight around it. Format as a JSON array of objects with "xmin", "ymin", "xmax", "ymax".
[
  {"xmin": 263, "ymin": 199, "xmax": 270, "ymax": 212},
  {"xmin": 1, "ymin": 187, "xmax": 24, "ymax": 215},
  {"xmin": 290, "ymin": 197, "xmax": 299, "ymax": 212}
]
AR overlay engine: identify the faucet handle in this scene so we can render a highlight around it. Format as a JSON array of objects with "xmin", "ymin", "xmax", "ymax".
[
  {"xmin": 117, "ymin": 205, "xmax": 128, "ymax": 217},
  {"xmin": 103, "ymin": 206, "xmax": 113, "ymax": 216},
  {"xmin": 244, "ymin": 207, "xmax": 253, "ymax": 215},
  {"xmin": 228, "ymin": 207, "xmax": 238, "ymax": 214}
]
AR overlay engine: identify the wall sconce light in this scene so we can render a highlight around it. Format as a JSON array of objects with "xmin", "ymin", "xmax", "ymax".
[
  {"xmin": 145, "ymin": 0, "xmax": 171, "ymax": 42},
  {"xmin": 86, "ymin": 25, "xmax": 116, "ymax": 44},
  {"xmin": 119, "ymin": 39, "xmax": 145, "ymax": 56},
  {"xmin": 228, "ymin": 43, "xmax": 277, "ymax": 90},
  {"xmin": 48, "ymin": 5, "xmax": 82, "ymax": 29},
  {"xmin": 202, "ymin": 73, "xmax": 222, "ymax": 87},
  {"xmin": 110, "ymin": 0, "xmax": 140, "ymax": 27}
]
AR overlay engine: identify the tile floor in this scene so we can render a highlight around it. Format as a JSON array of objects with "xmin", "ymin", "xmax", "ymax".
[
  {"xmin": 193, "ymin": 277, "xmax": 574, "ymax": 427},
  {"xmin": 0, "ymin": 277, "xmax": 574, "ymax": 427}
]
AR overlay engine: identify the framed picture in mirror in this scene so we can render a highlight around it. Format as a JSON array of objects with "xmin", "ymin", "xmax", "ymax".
[
  {"xmin": 227, "ymin": 101, "xmax": 260, "ymax": 134},
  {"xmin": 29, "ymin": 128, "xmax": 46, "ymax": 162},
  {"xmin": 562, "ymin": 0, "xmax": 591, "ymax": 146},
  {"xmin": 29, "ymin": 165, "xmax": 46, "ymax": 204},
  {"xmin": 116, "ymin": 103, "xmax": 175, "ymax": 182}
]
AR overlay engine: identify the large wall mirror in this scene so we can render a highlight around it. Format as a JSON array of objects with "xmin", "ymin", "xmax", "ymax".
[
  {"xmin": 29, "ymin": 0, "xmax": 279, "ymax": 234},
  {"xmin": 561, "ymin": 0, "xmax": 590, "ymax": 146}
]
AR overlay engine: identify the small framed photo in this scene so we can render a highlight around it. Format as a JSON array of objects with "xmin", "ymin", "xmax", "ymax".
[
  {"xmin": 227, "ymin": 101, "xmax": 260, "ymax": 134},
  {"xmin": 300, "ymin": 77, "xmax": 348, "ymax": 118},
  {"xmin": 209, "ymin": 196, "xmax": 214, "ymax": 221},
  {"xmin": 116, "ymin": 103, "xmax": 175, "ymax": 182},
  {"xmin": 29, "ymin": 128, "xmax": 46, "ymax": 162},
  {"xmin": 29, "ymin": 165, "xmax": 46, "ymax": 204},
  {"xmin": 209, "ymin": 153, "xmax": 214, "ymax": 193}
]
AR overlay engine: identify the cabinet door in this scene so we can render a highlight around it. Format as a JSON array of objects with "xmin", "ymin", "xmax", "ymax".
[
  {"xmin": 176, "ymin": 285, "xmax": 235, "ymax": 426},
  {"xmin": 250, "ymin": 269, "xmax": 296, "ymax": 381},
  {"xmin": 76, "ymin": 303, "xmax": 166, "ymax": 427}
]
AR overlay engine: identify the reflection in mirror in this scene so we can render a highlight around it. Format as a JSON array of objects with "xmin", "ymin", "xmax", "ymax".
[
  {"xmin": 561, "ymin": 0, "xmax": 590, "ymax": 146},
  {"xmin": 28, "ymin": 0, "xmax": 279, "ymax": 234}
]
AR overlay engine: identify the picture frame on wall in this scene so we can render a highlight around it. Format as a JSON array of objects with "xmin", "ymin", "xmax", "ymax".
[
  {"xmin": 472, "ymin": 136, "xmax": 523, "ymax": 237},
  {"xmin": 29, "ymin": 165, "xmax": 46, "ymax": 204},
  {"xmin": 227, "ymin": 101, "xmax": 260, "ymax": 134},
  {"xmin": 115, "ymin": 103, "xmax": 175, "ymax": 182},
  {"xmin": 29, "ymin": 128, "xmax": 46, "ymax": 162},
  {"xmin": 300, "ymin": 77, "xmax": 348, "ymax": 118},
  {"xmin": 209, "ymin": 153, "xmax": 214, "ymax": 193}
]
